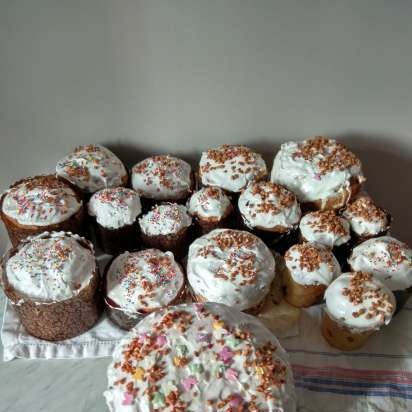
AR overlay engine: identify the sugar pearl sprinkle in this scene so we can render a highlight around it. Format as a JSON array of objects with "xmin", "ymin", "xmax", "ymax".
[{"xmin": 105, "ymin": 303, "xmax": 294, "ymax": 411}]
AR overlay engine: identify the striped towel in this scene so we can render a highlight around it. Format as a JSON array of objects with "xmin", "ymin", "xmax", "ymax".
[{"xmin": 280, "ymin": 299, "xmax": 412, "ymax": 412}]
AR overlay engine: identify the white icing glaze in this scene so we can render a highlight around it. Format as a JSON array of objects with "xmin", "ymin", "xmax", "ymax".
[
  {"xmin": 2, "ymin": 176, "xmax": 82, "ymax": 226},
  {"xmin": 56, "ymin": 145, "xmax": 127, "ymax": 193},
  {"xmin": 88, "ymin": 188, "xmax": 141, "ymax": 229},
  {"xmin": 199, "ymin": 145, "xmax": 268, "ymax": 193},
  {"xmin": 238, "ymin": 181, "xmax": 301, "ymax": 231},
  {"xmin": 299, "ymin": 210, "xmax": 350, "ymax": 247},
  {"xmin": 187, "ymin": 229, "xmax": 275, "ymax": 311},
  {"xmin": 132, "ymin": 155, "xmax": 192, "ymax": 200},
  {"xmin": 106, "ymin": 249, "xmax": 184, "ymax": 313},
  {"xmin": 104, "ymin": 302, "xmax": 296, "ymax": 412},
  {"xmin": 187, "ymin": 187, "xmax": 232, "ymax": 221},
  {"xmin": 139, "ymin": 203, "xmax": 192, "ymax": 236},
  {"xmin": 325, "ymin": 272, "xmax": 395, "ymax": 331},
  {"xmin": 5, "ymin": 232, "xmax": 96, "ymax": 301},
  {"xmin": 270, "ymin": 137, "xmax": 365, "ymax": 204},
  {"xmin": 343, "ymin": 196, "xmax": 389, "ymax": 237},
  {"xmin": 348, "ymin": 236, "xmax": 412, "ymax": 291},
  {"xmin": 284, "ymin": 243, "xmax": 341, "ymax": 286}
]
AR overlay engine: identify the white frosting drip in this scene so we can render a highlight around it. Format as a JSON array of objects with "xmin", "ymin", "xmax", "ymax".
[
  {"xmin": 2, "ymin": 176, "xmax": 82, "ymax": 226},
  {"xmin": 348, "ymin": 236, "xmax": 412, "ymax": 291},
  {"xmin": 199, "ymin": 145, "xmax": 268, "ymax": 193},
  {"xmin": 325, "ymin": 272, "xmax": 396, "ymax": 331},
  {"xmin": 284, "ymin": 243, "xmax": 341, "ymax": 286},
  {"xmin": 139, "ymin": 203, "xmax": 192, "ymax": 236},
  {"xmin": 132, "ymin": 155, "xmax": 192, "ymax": 200},
  {"xmin": 299, "ymin": 211, "xmax": 350, "ymax": 247},
  {"xmin": 238, "ymin": 181, "xmax": 301, "ymax": 231},
  {"xmin": 56, "ymin": 145, "xmax": 127, "ymax": 193},
  {"xmin": 5, "ymin": 232, "xmax": 96, "ymax": 301},
  {"xmin": 106, "ymin": 249, "xmax": 184, "ymax": 313},
  {"xmin": 270, "ymin": 138, "xmax": 365, "ymax": 204},
  {"xmin": 104, "ymin": 303, "xmax": 296, "ymax": 412},
  {"xmin": 343, "ymin": 196, "xmax": 389, "ymax": 237},
  {"xmin": 88, "ymin": 188, "xmax": 141, "ymax": 229},
  {"xmin": 187, "ymin": 229, "xmax": 275, "ymax": 311},
  {"xmin": 187, "ymin": 187, "xmax": 232, "ymax": 220}
]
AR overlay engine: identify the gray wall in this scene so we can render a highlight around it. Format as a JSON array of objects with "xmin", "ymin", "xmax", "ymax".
[{"xmin": 1, "ymin": 0, "xmax": 412, "ymax": 252}]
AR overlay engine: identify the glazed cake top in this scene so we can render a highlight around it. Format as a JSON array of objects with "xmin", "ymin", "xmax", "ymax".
[
  {"xmin": 343, "ymin": 196, "xmax": 389, "ymax": 237},
  {"xmin": 348, "ymin": 236, "xmax": 412, "ymax": 291},
  {"xmin": 299, "ymin": 210, "xmax": 350, "ymax": 248},
  {"xmin": 325, "ymin": 272, "xmax": 395, "ymax": 331},
  {"xmin": 284, "ymin": 243, "xmax": 341, "ymax": 286},
  {"xmin": 5, "ymin": 231, "xmax": 96, "ymax": 301},
  {"xmin": 238, "ymin": 181, "xmax": 301, "ymax": 232},
  {"xmin": 139, "ymin": 203, "xmax": 192, "ymax": 236},
  {"xmin": 199, "ymin": 145, "xmax": 268, "ymax": 193},
  {"xmin": 104, "ymin": 302, "xmax": 296, "ymax": 412},
  {"xmin": 88, "ymin": 187, "xmax": 142, "ymax": 229},
  {"xmin": 56, "ymin": 144, "xmax": 127, "ymax": 193},
  {"xmin": 132, "ymin": 155, "xmax": 192, "ymax": 201},
  {"xmin": 2, "ymin": 175, "xmax": 82, "ymax": 227},
  {"xmin": 187, "ymin": 229, "xmax": 275, "ymax": 311},
  {"xmin": 270, "ymin": 137, "xmax": 365, "ymax": 204},
  {"xmin": 187, "ymin": 187, "xmax": 232, "ymax": 221},
  {"xmin": 106, "ymin": 249, "xmax": 185, "ymax": 313}
]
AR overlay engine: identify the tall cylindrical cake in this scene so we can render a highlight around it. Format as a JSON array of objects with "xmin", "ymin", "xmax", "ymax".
[
  {"xmin": 0, "ymin": 175, "xmax": 85, "ymax": 247},
  {"xmin": 0, "ymin": 232, "xmax": 101, "ymax": 341},
  {"xmin": 187, "ymin": 229, "xmax": 275, "ymax": 313},
  {"xmin": 104, "ymin": 302, "xmax": 297, "ymax": 411}
]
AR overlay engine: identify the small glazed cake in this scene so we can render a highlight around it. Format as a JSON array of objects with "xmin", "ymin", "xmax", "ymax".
[
  {"xmin": 348, "ymin": 236, "xmax": 412, "ymax": 292},
  {"xmin": 132, "ymin": 155, "xmax": 193, "ymax": 206},
  {"xmin": 187, "ymin": 229, "xmax": 275, "ymax": 313},
  {"xmin": 104, "ymin": 249, "xmax": 186, "ymax": 330},
  {"xmin": 238, "ymin": 181, "xmax": 301, "ymax": 251},
  {"xmin": 271, "ymin": 137, "xmax": 365, "ymax": 211},
  {"xmin": 322, "ymin": 272, "xmax": 396, "ymax": 350},
  {"xmin": 199, "ymin": 144, "xmax": 268, "ymax": 194},
  {"xmin": 342, "ymin": 195, "xmax": 391, "ymax": 241},
  {"xmin": 104, "ymin": 302, "xmax": 297, "ymax": 412},
  {"xmin": 282, "ymin": 243, "xmax": 341, "ymax": 307},
  {"xmin": 139, "ymin": 203, "xmax": 193, "ymax": 258},
  {"xmin": 56, "ymin": 144, "xmax": 128, "ymax": 195},
  {"xmin": 0, "ymin": 175, "xmax": 84, "ymax": 247},
  {"xmin": 0, "ymin": 232, "xmax": 101, "ymax": 341},
  {"xmin": 187, "ymin": 186, "xmax": 233, "ymax": 234},
  {"xmin": 88, "ymin": 187, "xmax": 142, "ymax": 255}
]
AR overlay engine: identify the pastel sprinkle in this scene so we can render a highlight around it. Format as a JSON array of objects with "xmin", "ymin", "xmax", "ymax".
[
  {"xmin": 122, "ymin": 392, "xmax": 134, "ymax": 406},
  {"xmin": 182, "ymin": 376, "xmax": 198, "ymax": 391},
  {"xmin": 133, "ymin": 367, "xmax": 145, "ymax": 381},
  {"xmin": 189, "ymin": 363, "xmax": 204, "ymax": 374},
  {"xmin": 156, "ymin": 334, "xmax": 167, "ymax": 347},
  {"xmin": 225, "ymin": 368, "xmax": 239, "ymax": 381},
  {"xmin": 173, "ymin": 356, "xmax": 187, "ymax": 368},
  {"xmin": 176, "ymin": 345, "xmax": 188, "ymax": 356},
  {"xmin": 152, "ymin": 391, "xmax": 165, "ymax": 407},
  {"xmin": 196, "ymin": 332, "xmax": 211, "ymax": 343},
  {"xmin": 213, "ymin": 320, "xmax": 225, "ymax": 330},
  {"xmin": 218, "ymin": 346, "xmax": 234, "ymax": 364},
  {"xmin": 230, "ymin": 395, "xmax": 244, "ymax": 407}
]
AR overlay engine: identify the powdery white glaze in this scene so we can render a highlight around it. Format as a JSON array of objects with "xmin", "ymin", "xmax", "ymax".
[
  {"xmin": 5, "ymin": 232, "xmax": 96, "ymax": 301},
  {"xmin": 104, "ymin": 302, "xmax": 296, "ymax": 412},
  {"xmin": 139, "ymin": 203, "xmax": 192, "ymax": 236},
  {"xmin": 56, "ymin": 145, "xmax": 127, "ymax": 193},
  {"xmin": 187, "ymin": 187, "xmax": 232, "ymax": 221},
  {"xmin": 88, "ymin": 188, "xmax": 141, "ymax": 229},
  {"xmin": 284, "ymin": 243, "xmax": 341, "ymax": 286},
  {"xmin": 132, "ymin": 155, "xmax": 192, "ymax": 200},
  {"xmin": 299, "ymin": 210, "xmax": 350, "ymax": 248},
  {"xmin": 106, "ymin": 249, "xmax": 185, "ymax": 313},
  {"xmin": 348, "ymin": 236, "xmax": 412, "ymax": 291},
  {"xmin": 325, "ymin": 272, "xmax": 395, "ymax": 331},
  {"xmin": 2, "ymin": 176, "xmax": 82, "ymax": 226},
  {"xmin": 187, "ymin": 229, "xmax": 275, "ymax": 311},
  {"xmin": 343, "ymin": 196, "xmax": 389, "ymax": 237},
  {"xmin": 238, "ymin": 181, "xmax": 301, "ymax": 231},
  {"xmin": 199, "ymin": 145, "xmax": 268, "ymax": 193},
  {"xmin": 270, "ymin": 137, "xmax": 365, "ymax": 204}
]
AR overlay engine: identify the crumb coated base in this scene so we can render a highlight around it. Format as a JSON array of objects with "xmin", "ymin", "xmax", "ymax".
[
  {"xmin": 282, "ymin": 266, "xmax": 326, "ymax": 308},
  {"xmin": 321, "ymin": 311, "xmax": 374, "ymax": 351}
]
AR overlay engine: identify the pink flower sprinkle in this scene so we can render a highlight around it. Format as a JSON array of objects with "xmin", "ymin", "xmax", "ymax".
[
  {"xmin": 138, "ymin": 333, "xmax": 149, "ymax": 343},
  {"xmin": 218, "ymin": 346, "xmax": 234, "ymax": 364},
  {"xmin": 122, "ymin": 392, "xmax": 134, "ymax": 406},
  {"xmin": 182, "ymin": 376, "xmax": 198, "ymax": 391},
  {"xmin": 225, "ymin": 368, "xmax": 238, "ymax": 381},
  {"xmin": 156, "ymin": 334, "xmax": 167, "ymax": 347}
]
